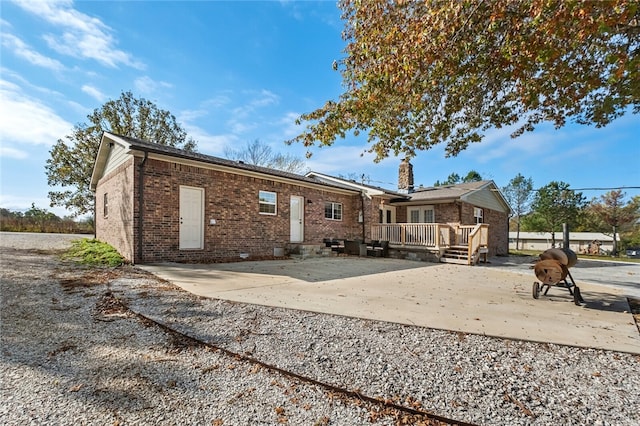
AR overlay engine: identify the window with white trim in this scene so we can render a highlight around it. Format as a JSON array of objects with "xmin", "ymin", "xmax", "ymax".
[
  {"xmin": 324, "ymin": 202, "xmax": 343, "ymax": 220},
  {"xmin": 408, "ymin": 206, "xmax": 434, "ymax": 223},
  {"xmin": 409, "ymin": 209, "xmax": 420, "ymax": 223},
  {"xmin": 474, "ymin": 207, "xmax": 484, "ymax": 224},
  {"xmin": 259, "ymin": 191, "xmax": 277, "ymax": 215},
  {"xmin": 423, "ymin": 206, "xmax": 435, "ymax": 223}
]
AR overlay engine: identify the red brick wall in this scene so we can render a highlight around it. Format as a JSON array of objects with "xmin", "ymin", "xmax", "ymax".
[
  {"xmin": 436, "ymin": 203, "xmax": 460, "ymax": 223},
  {"xmin": 95, "ymin": 155, "xmax": 509, "ymax": 262},
  {"xmin": 134, "ymin": 158, "xmax": 361, "ymax": 263},
  {"xmin": 459, "ymin": 202, "xmax": 508, "ymax": 256},
  {"xmin": 483, "ymin": 207, "xmax": 509, "ymax": 256},
  {"xmin": 95, "ymin": 158, "xmax": 135, "ymax": 261},
  {"xmin": 391, "ymin": 200, "xmax": 508, "ymax": 256}
]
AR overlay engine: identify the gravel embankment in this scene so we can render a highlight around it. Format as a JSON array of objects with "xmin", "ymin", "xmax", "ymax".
[{"xmin": 1, "ymin": 233, "xmax": 639, "ymax": 425}]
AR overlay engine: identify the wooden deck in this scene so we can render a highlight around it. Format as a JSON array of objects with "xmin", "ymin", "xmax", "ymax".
[{"xmin": 371, "ymin": 223, "xmax": 489, "ymax": 265}]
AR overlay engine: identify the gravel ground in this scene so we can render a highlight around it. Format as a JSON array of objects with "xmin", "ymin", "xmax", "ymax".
[{"xmin": 1, "ymin": 233, "xmax": 640, "ymax": 425}]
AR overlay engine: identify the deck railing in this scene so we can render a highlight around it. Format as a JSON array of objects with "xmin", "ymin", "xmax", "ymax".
[
  {"xmin": 466, "ymin": 224, "xmax": 489, "ymax": 262},
  {"xmin": 370, "ymin": 223, "xmax": 451, "ymax": 249},
  {"xmin": 371, "ymin": 223, "xmax": 488, "ymax": 253},
  {"xmin": 456, "ymin": 225, "xmax": 475, "ymax": 245}
]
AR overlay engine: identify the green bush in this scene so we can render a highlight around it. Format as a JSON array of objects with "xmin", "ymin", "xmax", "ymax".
[{"xmin": 64, "ymin": 239, "xmax": 125, "ymax": 266}]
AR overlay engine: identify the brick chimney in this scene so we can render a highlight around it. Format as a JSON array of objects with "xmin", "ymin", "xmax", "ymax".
[{"xmin": 398, "ymin": 158, "xmax": 414, "ymax": 194}]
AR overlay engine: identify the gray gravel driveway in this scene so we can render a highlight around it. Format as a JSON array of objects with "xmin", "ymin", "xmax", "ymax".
[
  {"xmin": 1, "ymin": 233, "xmax": 640, "ymax": 425},
  {"xmin": 0, "ymin": 231, "xmax": 88, "ymax": 250}
]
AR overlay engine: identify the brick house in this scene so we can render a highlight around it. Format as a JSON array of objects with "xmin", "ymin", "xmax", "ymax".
[
  {"xmin": 90, "ymin": 133, "xmax": 510, "ymax": 264},
  {"xmin": 308, "ymin": 160, "xmax": 511, "ymax": 262}
]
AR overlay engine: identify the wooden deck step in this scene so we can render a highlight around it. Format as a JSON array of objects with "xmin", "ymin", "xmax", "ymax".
[
  {"xmin": 439, "ymin": 256, "xmax": 469, "ymax": 265},
  {"xmin": 440, "ymin": 246, "xmax": 470, "ymax": 265}
]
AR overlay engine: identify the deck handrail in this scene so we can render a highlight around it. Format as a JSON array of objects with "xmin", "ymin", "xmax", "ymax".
[
  {"xmin": 456, "ymin": 225, "xmax": 475, "ymax": 245},
  {"xmin": 370, "ymin": 223, "xmax": 450, "ymax": 249},
  {"xmin": 467, "ymin": 224, "xmax": 489, "ymax": 263},
  {"xmin": 371, "ymin": 223, "xmax": 488, "ymax": 264}
]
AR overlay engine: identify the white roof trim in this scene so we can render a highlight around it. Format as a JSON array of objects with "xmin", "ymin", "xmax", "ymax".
[{"xmin": 305, "ymin": 171, "xmax": 387, "ymax": 196}]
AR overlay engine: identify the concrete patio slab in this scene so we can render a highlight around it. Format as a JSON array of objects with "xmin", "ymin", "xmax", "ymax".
[{"xmin": 140, "ymin": 257, "xmax": 640, "ymax": 354}]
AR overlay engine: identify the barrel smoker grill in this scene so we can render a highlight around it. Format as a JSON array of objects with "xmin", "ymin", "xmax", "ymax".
[{"xmin": 532, "ymin": 248, "xmax": 585, "ymax": 305}]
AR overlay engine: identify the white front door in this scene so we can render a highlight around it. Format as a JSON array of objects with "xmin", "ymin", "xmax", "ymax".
[
  {"xmin": 179, "ymin": 186, "xmax": 204, "ymax": 249},
  {"xmin": 290, "ymin": 195, "xmax": 304, "ymax": 243},
  {"xmin": 380, "ymin": 206, "xmax": 396, "ymax": 223}
]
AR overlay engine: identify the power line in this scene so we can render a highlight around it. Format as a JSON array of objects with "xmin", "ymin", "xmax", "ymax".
[
  {"xmin": 570, "ymin": 186, "xmax": 640, "ymax": 191},
  {"xmin": 536, "ymin": 186, "xmax": 640, "ymax": 192}
]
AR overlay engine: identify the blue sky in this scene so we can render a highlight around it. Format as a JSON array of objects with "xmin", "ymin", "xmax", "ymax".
[{"xmin": 1, "ymin": 0, "xmax": 639, "ymax": 218}]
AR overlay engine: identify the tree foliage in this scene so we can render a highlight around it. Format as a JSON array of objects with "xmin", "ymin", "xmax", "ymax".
[
  {"xmin": 337, "ymin": 172, "xmax": 372, "ymax": 184},
  {"xmin": 289, "ymin": 0, "xmax": 639, "ymax": 161},
  {"xmin": 0, "ymin": 205, "xmax": 93, "ymax": 233},
  {"xmin": 46, "ymin": 91, "xmax": 197, "ymax": 217},
  {"xmin": 502, "ymin": 174, "xmax": 534, "ymax": 249},
  {"xmin": 224, "ymin": 139, "xmax": 307, "ymax": 174},
  {"xmin": 583, "ymin": 190, "xmax": 640, "ymax": 254},
  {"xmin": 524, "ymin": 181, "xmax": 586, "ymax": 246},
  {"xmin": 434, "ymin": 170, "xmax": 483, "ymax": 186}
]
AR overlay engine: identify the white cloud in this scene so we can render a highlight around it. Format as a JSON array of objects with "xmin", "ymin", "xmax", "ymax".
[
  {"xmin": 181, "ymin": 122, "xmax": 238, "ymax": 156},
  {"xmin": 179, "ymin": 95, "xmax": 232, "ymax": 123},
  {"xmin": 0, "ymin": 145, "xmax": 28, "ymax": 159},
  {"xmin": 251, "ymin": 89, "xmax": 279, "ymax": 108},
  {"xmin": 305, "ymin": 144, "xmax": 376, "ymax": 174},
  {"xmin": 202, "ymin": 94, "xmax": 232, "ymax": 109},
  {"xmin": 216, "ymin": 90, "xmax": 281, "ymax": 136},
  {"xmin": 13, "ymin": 0, "xmax": 144, "ymax": 69},
  {"xmin": 227, "ymin": 120, "xmax": 257, "ymax": 134},
  {"xmin": 179, "ymin": 109, "xmax": 208, "ymax": 122},
  {"xmin": 0, "ymin": 79, "xmax": 73, "ymax": 149},
  {"xmin": 233, "ymin": 89, "xmax": 280, "ymax": 118},
  {"xmin": 66, "ymin": 99, "xmax": 90, "ymax": 115},
  {"xmin": 277, "ymin": 111, "xmax": 302, "ymax": 138},
  {"xmin": 81, "ymin": 84, "xmax": 106, "ymax": 102},
  {"xmin": 134, "ymin": 76, "xmax": 172, "ymax": 95},
  {"xmin": 0, "ymin": 66, "xmax": 63, "ymax": 98},
  {"xmin": 1, "ymin": 33, "xmax": 65, "ymax": 71}
]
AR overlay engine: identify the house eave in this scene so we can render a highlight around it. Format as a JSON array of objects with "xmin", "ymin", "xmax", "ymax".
[
  {"xmin": 128, "ymin": 149, "xmax": 360, "ymax": 196},
  {"xmin": 389, "ymin": 197, "xmax": 458, "ymax": 206},
  {"xmin": 90, "ymin": 133, "xmax": 118, "ymax": 191}
]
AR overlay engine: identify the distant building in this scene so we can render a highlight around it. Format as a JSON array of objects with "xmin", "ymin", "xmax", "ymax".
[{"xmin": 509, "ymin": 232, "xmax": 619, "ymax": 254}]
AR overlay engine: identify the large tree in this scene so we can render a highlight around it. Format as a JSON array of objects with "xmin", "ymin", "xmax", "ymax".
[
  {"xmin": 584, "ymin": 190, "xmax": 640, "ymax": 255},
  {"xmin": 434, "ymin": 170, "xmax": 483, "ymax": 186},
  {"xmin": 46, "ymin": 91, "xmax": 197, "ymax": 217},
  {"xmin": 525, "ymin": 181, "xmax": 586, "ymax": 247},
  {"xmin": 289, "ymin": 0, "xmax": 639, "ymax": 160},
  {"xmin": 224, "ymin": 139, "xmax": 307, "ymax": 174},
  {"xmin": 502, "ymin": 174, "xmax": 534, "ymax": 250}
]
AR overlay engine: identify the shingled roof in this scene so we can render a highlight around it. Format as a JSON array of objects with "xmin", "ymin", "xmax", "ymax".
[
  {"xmin": 400, "ymin": 181, "xmax": 495, "ymax": 202},
  {"xmin": 91, "ymin": 132, "xmax": 359, "ymax": 194}
]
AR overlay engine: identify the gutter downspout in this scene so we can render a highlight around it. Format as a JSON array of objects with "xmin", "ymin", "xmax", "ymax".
[
  {"xmin": 137, "ymin": 151, "xmax": 148, "ymax": 263},
  {"xmin": 360, "ymin": 191, "xmax": 366, "ymax": 241}
]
